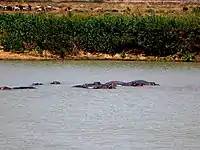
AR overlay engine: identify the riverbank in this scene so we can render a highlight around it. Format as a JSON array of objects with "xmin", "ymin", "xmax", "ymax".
[
  {"xmin": 1, "ymin": 50, "xmax": 199, "ymax": 62},
  {"xmin": 0, "ymin": 50, "xmax": 54, "ymax": 61}
]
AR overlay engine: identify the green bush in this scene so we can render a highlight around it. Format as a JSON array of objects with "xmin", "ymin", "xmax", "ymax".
[
  {"xmin": 0, "ymin": 13, "xmax": 200, "ymax": 58},
  {"xmin": 192, "ymin": 6, "xmax": 200, "ymax": 14}
]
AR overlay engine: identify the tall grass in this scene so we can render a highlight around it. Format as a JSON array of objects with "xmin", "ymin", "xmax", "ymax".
[{"xmin": 0, "ymin": 13, "xmax": 199, "ymax": 58}]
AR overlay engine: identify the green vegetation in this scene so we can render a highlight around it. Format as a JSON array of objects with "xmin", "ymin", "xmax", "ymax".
[{"xmin": 0, "ymin": 12, "xmax": 199, "ymax": 60}]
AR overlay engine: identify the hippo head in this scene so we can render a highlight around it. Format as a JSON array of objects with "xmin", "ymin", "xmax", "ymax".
[
  {"xmin": 51, "ymin": 81, "xmax": 61, "ymax": 85},
  {"xmin": 0, "ymin": 86, "xmax": 12, "ymax": 90},
  {"xmin": 32, "ymin": 82, "xmax": 43, "ymax": 86},
  {"xmin": 149, "ymin": 82, "xmax": 160, "ymax": 86},
  {"xmin": 108, "ymin": 83, "xmax": 117, "ymax": 89}
]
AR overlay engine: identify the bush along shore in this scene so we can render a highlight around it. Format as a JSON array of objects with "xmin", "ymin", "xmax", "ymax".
[{"xmin": 0, "ymin": 12, "xmax": 200, "ymax": 62}]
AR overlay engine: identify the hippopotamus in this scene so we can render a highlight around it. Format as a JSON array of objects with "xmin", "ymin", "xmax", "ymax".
[
  {"xmin": 127, "ymin": 80, "xmax": 160, "ymax": 86},
  {"xmin": 73, "ymin": 82, "xmax": 101, "ymax": 89},
  {"xmin": 73, "ymin": 82, "xmax": 116, "ymax": 89},
  {"xmin": 0, "ymin": 86, "xmax": 36, "ymax": 90},
  {"xmin": 104, "ymin": 80, "xmax": 159, "ymax": 87},
  {"xmin": 12, "ymin": 86, "xmax": 36, "ymax": 89},
  {"xmin": 0, "ymin": 86, "xmax": 12, "ymax": 90},
  {"xmin": 50, "ymin": 81, "xmax": 61, "ymax": 85},
  {"xmin": 104, "ymin": 81, "xmax": 128, "ymax": 86},
  {"xmin": 92, "ymin": 83, "xmax": 117, "ymax": 89},
  {"xmin": 32, "ymin": 82, "xmax": 44, "ymax": 86}
]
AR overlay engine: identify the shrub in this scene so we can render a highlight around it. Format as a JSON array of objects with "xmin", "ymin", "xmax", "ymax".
[{"xmin": 0, "ymin": 13, "xmax": 199, "ymax": 58}]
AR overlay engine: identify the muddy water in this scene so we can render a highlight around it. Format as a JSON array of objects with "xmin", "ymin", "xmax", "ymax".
[{"xmin": 0, "ymin": 60, "xmax": 200, "ymax": 150}]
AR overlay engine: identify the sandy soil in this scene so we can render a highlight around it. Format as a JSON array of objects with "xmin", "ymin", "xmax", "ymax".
[
  {"xmin": 0, "ymin": 50, "xmax": 196, "ymax": 62},
  {"xmin": 0, "ymin": 50, "xmax": 54, "ymax": 60}
]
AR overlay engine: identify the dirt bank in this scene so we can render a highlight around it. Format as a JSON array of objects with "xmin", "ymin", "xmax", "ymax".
[
  {"xmin": 0, "ymin": 50, "xmax": 199, "ymax": 62},
  {"xmin": 0, "ymin": 50, "xmax": 54, "ymax": 60}
]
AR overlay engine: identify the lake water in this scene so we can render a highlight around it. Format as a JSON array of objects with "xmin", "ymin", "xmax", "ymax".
[{"xmin": 0, "ymin": 60, "xmax": 200, "ymax": 150}]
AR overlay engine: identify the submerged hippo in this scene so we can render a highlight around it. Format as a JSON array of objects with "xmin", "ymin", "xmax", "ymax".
[
  {"xmin": 0, "ymin": 86, "xmax": 12, "ymax": 90},
  {"xmin": 104, "ymin": 81, "xmax": 127, "ymax": 86},
  {"xmin": 104, "ymin": 80, "xmax": 159, "ymax": 87},
  {"xmin": 50, "ymin": 81, "xmax": 61, "ymax": 85},
  {"xmin": 73, "ymin": 82, "xmax": 116, "ymax": 89},
  {"xmin": 0, "ymin": 86, "xmax": 36, "ymax": 90},
  {"xmin": 32, "ymin": 82, "xmax": 44, "ymax": 86},
  {"xmin": 73, "ymin": 82, "xmax": 101, "ymax": 89},
  {"xmin": 12, "ymin": 86, "xmax": 36, "ymax": 89},
  {"xmin": 89, "ymin": 82, "xmax": 117, "ymax": 89},
  {"xmin": 128, "ymin": 80, "xmax": 160, "ymax": 86},
  {"xmin": 92, "ymin": 83, "xmax": 117, "ymax": 89}
]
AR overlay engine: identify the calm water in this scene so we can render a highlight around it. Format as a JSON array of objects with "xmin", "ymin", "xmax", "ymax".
[{"xmin": 0, "ymin": 60, "xmax": 200, "ymax": 150}]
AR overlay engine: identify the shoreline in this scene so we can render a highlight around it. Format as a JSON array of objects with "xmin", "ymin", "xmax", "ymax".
[{"xmin": 0, "ymin": 50, "xmax": 199, "ymax": 62}]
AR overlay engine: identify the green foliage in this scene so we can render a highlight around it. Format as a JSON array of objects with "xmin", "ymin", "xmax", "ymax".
[
  {"xmin": 120, "ymin": 51, "xmax": 126, "ymax": 58},
  {"xmin": 192, "ymin": 6, "xmax": 200, "ymax": 14},
  {"xmin": 0, "ymin": 13, "xmax": 200, "ymax": 59}
]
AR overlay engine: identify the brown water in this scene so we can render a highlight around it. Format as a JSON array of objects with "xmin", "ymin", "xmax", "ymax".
[{"xmin": 0, "ymin": 60, "xmax": 200, "ymax": 150}]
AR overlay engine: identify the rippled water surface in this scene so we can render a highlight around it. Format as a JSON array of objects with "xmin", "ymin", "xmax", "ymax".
[{"xmin": 0, "ymin": 60, "xmax": 200, "ymax": 150}]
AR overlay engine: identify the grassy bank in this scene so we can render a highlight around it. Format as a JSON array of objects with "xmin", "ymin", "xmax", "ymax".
[{"xmin": 0, "ymin": 12, "xmax": 200, "ymax": 61}]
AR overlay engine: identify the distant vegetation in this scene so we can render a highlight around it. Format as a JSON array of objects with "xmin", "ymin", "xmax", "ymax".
[{"xmin": 0, "ymin": 9, "xmax": 199, "ymax": 60}]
